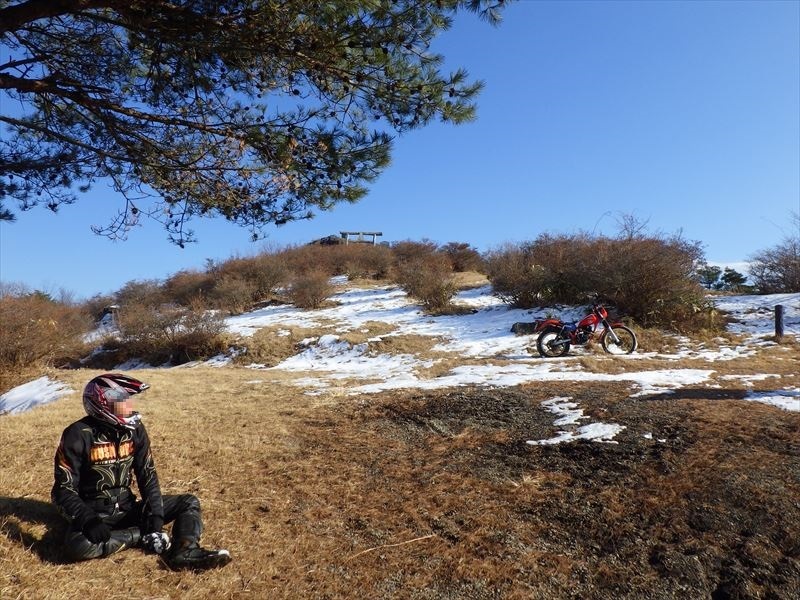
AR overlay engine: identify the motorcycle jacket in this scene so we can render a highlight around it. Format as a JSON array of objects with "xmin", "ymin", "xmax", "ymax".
[{"xmin": 52, "ymin": 416, "xmax": 164, "ymax": 529}]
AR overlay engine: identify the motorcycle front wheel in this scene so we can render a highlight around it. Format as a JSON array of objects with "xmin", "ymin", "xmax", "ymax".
[
  {"xmin": 537, "ymin": 328, "xmax": 571, "ymax": 357},
  {"xmin": 600, "ymin": 325, "xmax": 637, "ymax": 355}
]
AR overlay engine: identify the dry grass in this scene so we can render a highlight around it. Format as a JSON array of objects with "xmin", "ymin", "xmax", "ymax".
[
  {"xmin": 450, "ymin": 271, "xmax": 490, "ymax": 290},
  {"xmin": 1, "ymin": 368, "xmax": 323, "ymax": 599},
  {"xmin": 367, "ymin": 333, "xmax": 443, "ymax": 357},
  {"xmin": 629, "ymin": 326, "xmax": 681, "ymax": 354},
  {"xmin": 232, "ymin": 325, "xmax": 337, "ymax": 367},
  {"xmin": 233, "ymin": 323, "xmax": 445, "ymax": 368},
  {"xmin": 335, "ymin": 277, "xmax": 390, "ymax": 290},
  {"xmin": 2, "ymin": 339, "xmax": 799, "ymax": 598},
  {"xmin": 338, "ymin": 321, "xmax": 398, "ymax": 345}
]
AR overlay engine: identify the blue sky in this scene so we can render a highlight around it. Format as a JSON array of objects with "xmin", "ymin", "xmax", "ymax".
[{"xmin": 1, "ymin": 0, "xmax": 799, "ymax": 299}]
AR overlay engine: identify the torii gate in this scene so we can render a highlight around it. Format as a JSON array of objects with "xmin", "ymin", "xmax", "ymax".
[{"xmin": 339, "ymin": 231, "xmax": 383, "ymax": 245}]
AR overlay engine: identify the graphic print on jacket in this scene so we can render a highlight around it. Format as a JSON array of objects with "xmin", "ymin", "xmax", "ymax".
[
  {"xmin": 52, "ymin": 416, "xmax": 163, "ymax": 528},
  {"xmin": 89, "ymin": 439, "xmax": 134, "ymax": 463}
]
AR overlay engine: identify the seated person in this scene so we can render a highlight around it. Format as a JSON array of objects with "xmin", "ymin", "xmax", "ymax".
[{"xmin": 52, "ymin": 373, "xmax": 231, "ymax": 570}]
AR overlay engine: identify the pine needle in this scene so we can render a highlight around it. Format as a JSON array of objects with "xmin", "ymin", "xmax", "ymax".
[{"xmin": 345, "ymin": 534, "xmax": 438, "ymax": 561}]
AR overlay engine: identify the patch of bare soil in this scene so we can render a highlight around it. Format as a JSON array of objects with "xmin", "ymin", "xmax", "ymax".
[{"xmin": 274, "ymin": 383, "xmax": 800, "ymax": 599}]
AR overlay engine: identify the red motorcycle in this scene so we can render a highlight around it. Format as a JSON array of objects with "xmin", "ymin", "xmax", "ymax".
[{"xmin": 536, "ymin": 301, "xmax": 637, "ymax": 357}]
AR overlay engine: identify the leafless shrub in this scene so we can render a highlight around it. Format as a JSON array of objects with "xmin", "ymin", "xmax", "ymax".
[
  {"xmin": 601, "ymin": 234, "xmax": 712, "ymax": 330},
  {"xmin": 390, "ymin": 239, "xmax": 439, "ymax": 269},
  {"xmin": 288, "ymin": 270, "xmax": 335, "ymax": 309},
  {"xmin": 110, "ymin": 303, "xmax": 227, "ymax": 365},
  {"xmin": 164, "ymin": 269, "xmax": 216, "ymax": 307},
  {"xmin": 115, "ymin": 279, "xmax": 165, "ymax": 309},
  {"xmin": 327, "ymin": 244, "xmax": 394, "ymax": 279},
  {"xmin": 81, "ymin": 293, "xmax": 118, "ymax": 320},
  {"xmin": 0, "ymin": 293, "xmax": 92, "ymax": 391},
  {"xmin": 208, "ymin": 275, "xmax": 259, "ymax": 314},
  {"xmin": 278, "ymin": 244, "xmax": 331, "ymax": 276},
  {"xmin": 214, "ymin": 254, "xmax": 289, "ymax": 299},
  {"xmin": 748, "ymin": 219, "xmax": 800, "ymax": 293},
  {"xmin": 440, "ymin": 242, "xmax": 485, "ymax": 273},
  {"xmin": 0, "ymin": 281, "xmax": 30, "ymax": 298},
  {"xmin": 394, "ymin": 253, "xmax": 457, "ymax": 313},
  {"xmin": 484, "ymin": 242, "xmax": 548, "ymax": 307},
  {"xmin": 528, "ymin": 233, "xmax": 604, "ymax": 302},
  {"xmin": 486, "ymin": 232, "xmax": 715, "ymax": 331},
  {"xmin": 271, "ymin": 244, "xmax": 376, "ymax": 280}
]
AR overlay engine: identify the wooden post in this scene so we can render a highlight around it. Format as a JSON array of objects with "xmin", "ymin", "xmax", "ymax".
[{"xmin": 775, "ymin": 305, "xmax": 784, "ymax": 339}]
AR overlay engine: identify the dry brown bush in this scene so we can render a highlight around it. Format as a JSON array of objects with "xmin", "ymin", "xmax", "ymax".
[
  {"xmin": 599, "ymin": 235, "xmax": 711, "ymax": 330},
  {"xmin": 749, "ymin": 234, "xmax": 800, "ymax": 293},
  {"xmin": 486, "ymin": 234, "xmax": 602, "ymax": 305},
  {"xmin": 273, "ymin": 244, "xmax": 392, "ymax": 282},
  {"xmin": 277, "ymin": 244, "xmax": 332, "ymax": 276},
  {"xmin": 484, "ymin": 242, "xmax": 546, "ymax": 307},
  {"xmin": 394, "ymin": 253, "xmax": 458, "ymax": 314},
  {"xmin": 207, "ymin": 275, "xmax": 258, "ymax": 314},
  {"xmin": 166, "ymin": 254, "xmax": 290, "ymax": 313},
  {"xmin": 287, "ymin": 270, "xmax": 335, "ymax": 309},
  {"xmin": 390, "ymin": 239, "xmax": 439, "ymax": 269},
  {"xmin": 390, "ymin": 239, "xmax": 461, "ymax": 313},
  {"xmin": 215, "ymin": 254, "xmax": 290, "ymax": 299},
  {"xmin": 114, "ymin": 279, "xmax": 166, "ymax": 308},
  {"xmin": 486, "ymin": 233, "xmax": 715, "ymax": 331},
  {"xmin": 326, "ymin": 244, "xmax": 394, "ymax": 279},
  {"xmin": 163, "ymin": 269, "xmax": 216, "ymax": 307},
  {"xmin": 0, "ymin": 295, "xmax": 92, "ymax": 393},
  {"xmin": 540, "ymin": 233, "xmax": 605, "ymax": 299},
  {"xmin": 109, "ymin": 303, "xmax": 227, "ymax": 365},
  {"xmin": 440, "ymin": 242, "xmax": 485, "ymax": 273},
  {"xmin": 80, "ymin": 293, "xmax": 117, "ymax": 321}
]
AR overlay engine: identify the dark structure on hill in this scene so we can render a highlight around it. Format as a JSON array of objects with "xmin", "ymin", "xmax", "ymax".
[{"xmin": 309, "ymin": 232, "xmax": 384, "ymax": 246}]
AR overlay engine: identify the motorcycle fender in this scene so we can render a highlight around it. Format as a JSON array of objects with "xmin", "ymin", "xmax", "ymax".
[{"xmin": 539, "ymin": 319, "xmax": 562, "ymax": 329}]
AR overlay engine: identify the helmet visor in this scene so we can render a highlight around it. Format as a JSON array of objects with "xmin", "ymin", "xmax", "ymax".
[
  {"xmin": 103, "ymin": 387, "xmax": 132, "ymax": 403},
  {"xmin": 104, "ymin": 386, "xmax": 135, "ymax": 418}
]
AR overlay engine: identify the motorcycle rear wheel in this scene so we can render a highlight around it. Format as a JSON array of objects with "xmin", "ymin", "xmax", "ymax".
[
  {"xmin": 601, "ymin": 325, "xmax": 637, "ymax": 355},
  {"xmin": 537, "ymin": 328, "xmax": 571, "ymax": 357}
]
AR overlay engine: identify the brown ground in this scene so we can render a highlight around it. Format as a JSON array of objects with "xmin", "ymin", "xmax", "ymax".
[{"xmin": 1, "ymin": 344, "xmax": 799, "ymax": 599}]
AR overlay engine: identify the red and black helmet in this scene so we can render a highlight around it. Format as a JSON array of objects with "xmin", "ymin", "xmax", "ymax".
[{"xmin": 82, "ymin": 373, "xmax": 150, "ymax": 429}]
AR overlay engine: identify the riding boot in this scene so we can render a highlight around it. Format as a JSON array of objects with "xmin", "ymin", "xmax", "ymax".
[{"xmin": 165, "ymin": 538, "xmax": 232, "ymax": 571}]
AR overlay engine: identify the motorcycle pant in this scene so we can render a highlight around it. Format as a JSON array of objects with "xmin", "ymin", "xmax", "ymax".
[{"xmin": 62, "ymin": 493, "xmax": 203, "ymax": 562}]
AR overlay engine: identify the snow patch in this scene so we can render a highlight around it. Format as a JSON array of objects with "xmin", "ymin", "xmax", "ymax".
[
  {"xmin": 0, "ymin": 377, "xmax": 73, "ymax": 414},
  {"xmin": 526, "ymin": 396, "xmax": 626, "ymax": 445},
  {"xmin": 744, "ymin": 388, "xmax": 800, "ymax": 412}
]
